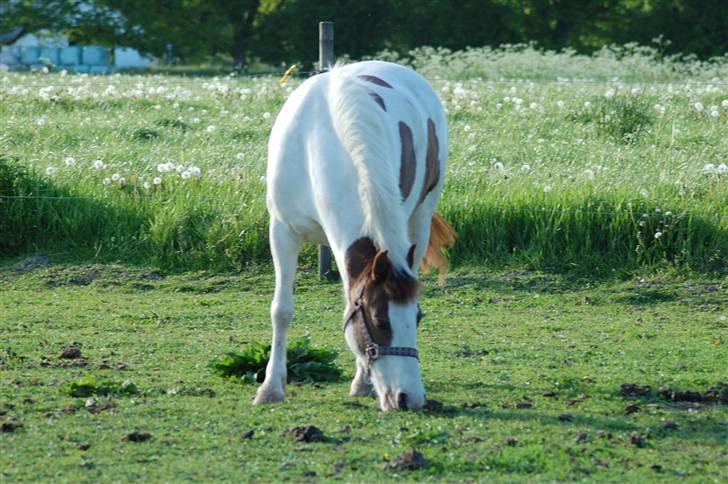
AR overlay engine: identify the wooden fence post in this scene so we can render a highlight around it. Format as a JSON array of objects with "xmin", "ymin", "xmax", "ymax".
[{"xmin": 318, "ymin": 21, "xmax": 337, "ymax": 281}]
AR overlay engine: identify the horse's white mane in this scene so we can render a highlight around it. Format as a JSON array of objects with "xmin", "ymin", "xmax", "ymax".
[{"xmin": 328, "ymin": 64, "xmax": 412, "ymax": 273}]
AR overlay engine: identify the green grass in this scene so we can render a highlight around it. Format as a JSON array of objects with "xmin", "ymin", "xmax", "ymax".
[
  {"xmin": 0, "ymin": 261, "xmax": 726, "ymax": 481},
  {"xmin": 1, "ymin": 46, "xmax": 727, "ymax": 273}
]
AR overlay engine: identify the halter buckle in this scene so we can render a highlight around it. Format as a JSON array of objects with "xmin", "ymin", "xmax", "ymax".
[{"xmin": 365, "ymin": 343, "xmax": 380, "ymax": 362}]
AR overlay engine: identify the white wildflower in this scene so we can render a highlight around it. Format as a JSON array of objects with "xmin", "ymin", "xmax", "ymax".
[{"xmin": 654, "ymin": 231, "xmax": 663, "ymax": 239}]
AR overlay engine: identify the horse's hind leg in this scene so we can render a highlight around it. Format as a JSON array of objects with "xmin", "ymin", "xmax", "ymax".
[{"xmin": 254, "ymin": 219, "xmax": 301, "ymax": 405}]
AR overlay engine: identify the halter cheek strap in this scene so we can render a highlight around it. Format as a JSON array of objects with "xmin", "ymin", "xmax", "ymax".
[{"xmin": 342, "ymin": 292, "xmax": 419, "ymax": 369}]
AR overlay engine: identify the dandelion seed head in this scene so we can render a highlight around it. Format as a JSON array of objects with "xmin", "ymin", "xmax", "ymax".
[
  {"xmin": 493, "ymin": 162, "xmax": 504, "ymax": 171},
  {"xmin": 584, "ymin": 169, "xmax": 595, "ymax": 181},
  {"xmin": 181, "ymin": 170, "xmax": 191, "ymax": 179},
  {"xmin": 263, "ymin": 112, "xmax": 271, "ymax": 119},
  {"xmin": 153, "ymin": 177, "xmax": 162, "ymax": 185},
  {"xmin": 710, "ymin": 110, "xmax": 719, "ymax": 118},
  {"xmin": 521, "ymin": 164, "xmax": 531, "ymax": 173},
  {"xmin": 640, "ymin": 188, "xmax": 649, "ymax": 198},
  {"xmin": 543, "ymin": 184, "xmax": 552, "ymax": 193},
  {"xmin": 654, "ymin": 231, "xmax": 663, "ymax": 239},
  {"xmin": 235, "ymin": 152, "xmax": 245, "ymax": 160},
  {"xmin": 103, "ymin": 178, "xmax": 111, "ymax": 185},
  {"xmin": 206, "ymin": 125, "xmax": 216, "ymax": 133},
  {"xmin": 45, "ymin": 166, "xmax": 56, "ymax": 176},
  {"xmin": 143, "ymin": 181, "xmax": 151, "ymax": 189},
  {"xmin": 190, "ymin": 166, "xmax": 201, "ymax": 177},
  {"xmin": 93, "ymin": 160, "xmax": 104, "ymax": 170},
  {"xmin": 694, "ymin": 102, "xmax": 704, "ymax": 112},
  {"xmin": 111, "ymin": 173, "xmax": 120, "ymax": 181},
  {"xmin": 704, "ymin": 163, "xmax": 716, "ymax": 173},
  {"xmin": 717, "ymin": 163, "xmax": 728, "ymax": 175},
  {"xmin": 64, "ymin": 156, "xmax": 76, "ymax": 167}
]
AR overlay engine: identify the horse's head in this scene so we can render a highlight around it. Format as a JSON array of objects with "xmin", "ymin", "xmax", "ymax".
[{"xmin": 344, "ymin": 238, "xmax": 424, "ymax": 411}]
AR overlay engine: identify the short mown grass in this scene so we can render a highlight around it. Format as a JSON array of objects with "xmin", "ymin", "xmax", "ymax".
[{"xmin": 0, "ymin": 261, "xmax": 726, "ymax": 481}]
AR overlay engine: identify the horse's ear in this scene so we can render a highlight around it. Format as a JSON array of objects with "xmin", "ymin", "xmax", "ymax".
[
  {"xmin": 371, "ymin": 250, "xmax": 391, "ymax": 282},
  {"xmin": 346, "ymin": 237, "xmax": 377, "ymax": 280},
  {"xmin": 406, "ymin": 244, "xmax": 416, "ymax": 270}
]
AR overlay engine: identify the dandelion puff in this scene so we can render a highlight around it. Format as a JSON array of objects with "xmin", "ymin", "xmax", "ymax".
[
  {"xmin": 118, "ymin": 177, "xmax": 125, "ymax": 185},
  {"xmin": 206, "ymin": 125, "xmax": 216, "ymax": 133},
  {"xmin": 543, "ymin": 184, "xmax": 552, "ymax": 193},
  {"xmin": 259, "ymin": 175, "xmax": 266, "ymax": 183},
  {"xmin": 157, "ymin": 163, "xmax": 168, "ymax": 173},
  {"xmin": 694, "ymin": 102, "xmax": 704, "ymax": 112},
  {"xmin": 654, "ymin": 231, "xmax": 663, "ymax": 239},
  {"xmin": 557, "ymin": 100, "xmax": 565, "ymax": 108},
  {"xmin": 37, "ymin": 117, "xmax": 46, "ymax": 126},
  {"xmin": 605, "ymin": 89, "xmax": 615, "ymax": 98},
  {"xmin": 64, "ymin": 156, "xmax": 76, "ymax": 167},
  {"xmin": 103, "ymin": 178, "xmax": 111, "ymax": 186},
  {"xmin": 93, "ymin": 159, "xmax": 104, "ymax": 170},
  {"xmin": 640, "ymin": 188, "xmax": 649, "ymax": 198},
  {"xmin": 718, "ymin": 163, "xmax": 728, "ymax": 175},
  {"xmin": 190, "ymin": 166, "xmax": 201, "ymax": 177},
  {"xmin": 153, "ymin": 177, "xmax": 162, "ymax": 185},
  {"xmin": 710, "ymin": 110, "xmax": 719, "ymax": 118},
  {"xmin": 463, "ymin": 125, "xmax": 471, "ymax": 132},
  {"xmin": 235, "ymin": 152, "xmax": 245, "ymax": 160},
  {"xmin": 175, "ymin": 164, "xmax": 184, "ymax": 173},
  {"xmin": 493, "ymin": 162, "xmax": 504, "ymax": 171},
  {"xmin": 45, "ymin": 166, "xmax": 56, "ymax": 176},
  {"xmin": 521, "ymin": 164, "xmax": 531, "ymax": 173},
  {"xmin": 111, "ymin": 173, "xmax": 120, "ymax": 181},
  {"xmin": 263, "ymin": 112, "xmax": 271, "ymax": 120},
  {"xmin": 583, "ymin": 101, "xmax": 592, "ymax": 109},
  {"xmin": 584, "ymin": 169, "xmax": 595, "ymax": 181},
  {"xmin": 704, "ymin": 163, "xmax": 716, "ymax": 174},
  {"xmin": 181, "ymin": 170, "xmax": 191, "ymax": 179},
  {"xmin": 143, "ymin": 181, "xmax": 151, "ymax": 189},
  {"xmin": 722, "ymin": 100, "xmax": 728, "ymax": 108},
  {"xmin": 191, "ymin": 117, "xmax": 200, "ymax": 124}
]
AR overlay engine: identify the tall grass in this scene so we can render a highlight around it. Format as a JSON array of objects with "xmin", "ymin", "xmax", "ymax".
[{"xmin": 0, "ymin": 45, "xmax": 726, "ymax": 273}]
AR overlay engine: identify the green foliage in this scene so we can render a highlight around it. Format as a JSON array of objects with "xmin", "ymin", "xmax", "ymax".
[
  {"xmin": 210, "ymin": 337, "xmax": 342, "ymax": 384},
  {"xmin": 66, "ymin": 375, "xmax": 139, "ymax": 397}
]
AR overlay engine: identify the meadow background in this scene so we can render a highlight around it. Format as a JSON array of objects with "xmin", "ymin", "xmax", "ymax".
[
  {"xmin": 1, "ymin": 41, "xmax": 728, "ymax": 482},
  {"xmin": 1, "ymin": 45, "xmax": 727, "ymax": 274}
]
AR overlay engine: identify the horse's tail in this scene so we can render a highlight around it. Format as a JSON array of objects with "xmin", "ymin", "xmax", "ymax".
[
  {"xmin": 328, "ymin": 65, "xmax": 412, "ymax": 272},
  {"xmin": 422, "ymin": 213, "xmax": 456, "ymax": 283}
]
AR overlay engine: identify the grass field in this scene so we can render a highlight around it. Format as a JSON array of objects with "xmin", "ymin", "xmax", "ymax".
[
  {"xmin": 1, "ymin": 46, "xmax": 727, "ymax": 481},
  {"xmin": 1, "ymin": 261, "xmax": 726, "ymax": 481},
  {"xmin": 1, "ymin": 46, "xmax": 727, "ymax": 273}
]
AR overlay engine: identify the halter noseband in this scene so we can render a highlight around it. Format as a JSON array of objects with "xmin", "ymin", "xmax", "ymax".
[{"xmin": 342, "ymin": 289, "xmax": 419, "ymax": 368}]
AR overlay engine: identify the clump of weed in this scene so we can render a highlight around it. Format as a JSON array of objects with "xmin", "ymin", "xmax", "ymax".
[
  {"xmin": 575, "ymin": 94, "xmax": 655, "ymax": 143},
  {"xmin": 156, "ymin": 118, "xmax": 189, "ymax": 130},
  {"xmin": 210, "ymin": 337, "xmax": 342, "ymax": 384},
  {"xmin": 67, "ymin": 375, "xmax": 139, "ymax": 397},
  {"xmin": 132, "ymin": 127, "xmax": 160, "ymax": 140}
]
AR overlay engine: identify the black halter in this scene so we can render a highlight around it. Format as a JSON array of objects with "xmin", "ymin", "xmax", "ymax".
[{"xmin": 342, "ymin": 289, "xmax": 419, "ymax": 368}]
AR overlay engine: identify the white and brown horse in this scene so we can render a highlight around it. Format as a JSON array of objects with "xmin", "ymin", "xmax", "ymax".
[{"xmin": 256, "ymin": 61, "xmax": 455, "ymax": 411}]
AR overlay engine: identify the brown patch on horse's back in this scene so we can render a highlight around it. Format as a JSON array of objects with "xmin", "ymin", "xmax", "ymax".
[
  {"xmin": 418, "ymin": 118, "xmax": 441, "ymax": 204},
  {"xmin": 369, "ymin": 92, "xmax": 387, "ymax": 111},
  {"xmin": 422, "ymin": 213, "xmax": 456, "ymax": 283},
  {"xmin": 398, "ymin": 122, "xmax": 416, "ymax": 200},
  {"xmin": 358, "ymin": 75, "xmax": 394, "ymax": 89}
]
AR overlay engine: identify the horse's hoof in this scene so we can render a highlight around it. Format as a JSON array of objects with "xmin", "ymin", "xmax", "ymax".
[{"xmin": 253, "ymin": 386, "xmax": 285, "ymax": 405}]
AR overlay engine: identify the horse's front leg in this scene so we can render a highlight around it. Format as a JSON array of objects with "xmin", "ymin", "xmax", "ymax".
[{"xmin": 254, "ymin": 219, "xmax": 301, "ymax": 405}]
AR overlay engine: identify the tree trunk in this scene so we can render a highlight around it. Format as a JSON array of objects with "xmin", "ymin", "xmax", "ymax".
[{"xmin": 231, "ymin": 0, "xmax": 261, "ymax": 70}]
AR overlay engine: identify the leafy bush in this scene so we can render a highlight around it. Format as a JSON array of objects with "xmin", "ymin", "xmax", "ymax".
[{"xmin": 209, "ymin": 337, "xmax": 342, "ymax": 384}]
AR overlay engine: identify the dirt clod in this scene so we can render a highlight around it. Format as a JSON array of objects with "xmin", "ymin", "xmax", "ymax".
[
  {"xmin": 620, "ymin": 383, "xmax": 652, "ymax": 398},
  {"xmin": 390, "ymin": 449, "xmax": 430, "ymax": 470},
  {"xmin": 79, "ymin": 443, "xmax": 91, "ymax": 451},
  {"xmin": 558, "ymin": 413, "xmax": 573, "ymax": 422},
  {"xmin": 123, "ymin": 431, "xmax": 151, "ymax": 442},
  {"xmin": 630, "ymin": 433, "xmax": 647, "ymax": 447},
  {"xmin": 625, "ymin": 404, "xmax": 640, "ymax": 415},
  {"xmin": 242, "ymin": 430, "xmax": 254, "ymax": 439},
  {"xmin": 291, "ymin": 425, "xmax": 324, "ymax": 443},
  {"xmin": 504, "ymin": 436, "xmax": 518, "ymax": 446},
  {"xmin": 516, "ymin": 401, "xmax": 533, "ymax": 409},
  {"xmin": 1, "ymin": 419, "xmax": 22, "ymax": 433},
  {"xmin": 576, "ymin": 432, "xmax": 589, "ymax": 443},
  {"xmin": 463, "ymin": 401, "xmax": 487, "ymax": 409},
  {"xmin": 424, "ymin": 399, "xmax": 443, "ymax": 411},
  {"xmin": 60, "ymin": 344, "xmax": 82, "ymax": 360},
  {"xmin": 662, "ymin": 421, "xmax": 679, "ymax": 430}
]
